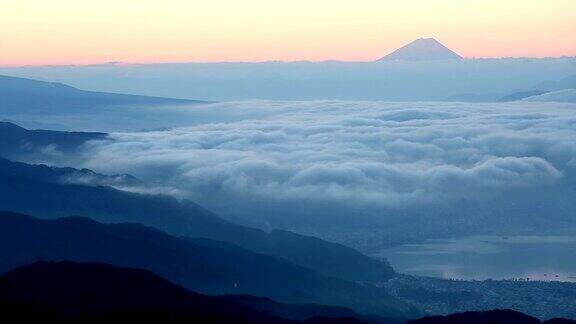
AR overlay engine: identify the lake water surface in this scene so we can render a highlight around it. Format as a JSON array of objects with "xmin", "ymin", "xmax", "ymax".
[{"xmin": 375, "ymin": 235, "xmax": 576, "ymax": 282}]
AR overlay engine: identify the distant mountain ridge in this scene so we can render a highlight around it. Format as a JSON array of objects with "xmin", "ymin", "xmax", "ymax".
[
  {"xmin": 522, "ymin": 89, "xmax": 576, "ymax": 103},
  {"xmin": 0, "ymin": 121, "xmax": 106, "ymax": 159},
  {"xmin": 534, "ymin": 75, "xmax": 576, "ymax": 92},
  {"xmin": 2, "ymin": 58, "xmax": 574, "ymax": 102},
  {"xmin": 378, "ymin": 38, "xmax": 462, "ymax": 61},
  {"xmin": 0, "ymin": 74, "xmax": 208, "ymax": 114},
  {"xmin": 445, "ymin": 74, "xmax": 576, "ymax": 102},
  {"xmin": 497, "ymin": 90, "xmax": 549, "ymax": 102},
  {"xmin": 497, "ymin": 75, "xmax": 576, "ymax": 102}
]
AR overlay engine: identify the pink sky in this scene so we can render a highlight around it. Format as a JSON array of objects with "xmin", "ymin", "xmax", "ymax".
[{"xmin": 1, "ymin": 0, "xmax": 575, "ymax": 65}]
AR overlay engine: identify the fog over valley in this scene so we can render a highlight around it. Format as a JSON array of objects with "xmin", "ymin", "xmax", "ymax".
[{"xmin": 9, "ymin": 99, "xmax": 576, "ymax": 251}]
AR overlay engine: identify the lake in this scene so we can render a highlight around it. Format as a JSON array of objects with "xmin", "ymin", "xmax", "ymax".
[{"xmin": 374, "ymin": 235, "xmax": 576, "ymax": 282}]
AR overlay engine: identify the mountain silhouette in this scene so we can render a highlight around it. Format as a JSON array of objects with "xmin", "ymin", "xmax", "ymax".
[
  {"xmin": 0, "ymin": 154, "xmax": 395, "ymax": 284},
  {"xmin": 0, "ymin": 261, "xmax": 369, "ymax": 323},
  {"xmin": 0, "ymin": 121, "xmax": 106, "ymax": 159},
  {"xmin": 498, "ymin": 90, "xmax": 549, "ymax": 102},
  {"xmin": 522, "ymin": 89, "xmax": 576, "ymax": 103},
  {"xmin": 408, "ymin": 309, "xmax": 574, "ymax": 324},
  {"xmin": 378, "ymin": 38, "xmax": 462, "ymax": 61},
  {"xmin": 0, "ymin": 74, "xmax": 208, "ymax": 114},
  {"xmin": 533, "ymin": 75, "xmax": 576, "ymax": 92},
  {"xmin": 0, "ymin": 211, "xmax": 415, "ymax": 318}
]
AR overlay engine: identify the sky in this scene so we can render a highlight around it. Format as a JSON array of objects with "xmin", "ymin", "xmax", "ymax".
[{"xmin": 0, "ymin": 0, "xmax": 575, "ymax": 65}]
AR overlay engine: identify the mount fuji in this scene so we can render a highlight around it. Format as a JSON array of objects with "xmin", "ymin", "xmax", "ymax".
[{"xmin": 378, "ymin": 38, "xmax": 462, "ymax": 61}]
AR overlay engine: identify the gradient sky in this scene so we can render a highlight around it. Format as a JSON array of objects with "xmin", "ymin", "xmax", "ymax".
[{"xmin": 1, "ymin": 0, "xmax": 575, "ymax": 65}]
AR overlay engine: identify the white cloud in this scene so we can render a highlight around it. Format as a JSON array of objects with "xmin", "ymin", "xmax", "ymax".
[{"xmin": 73, "ymin": 100, "xmax": 576, "ymax": 245}]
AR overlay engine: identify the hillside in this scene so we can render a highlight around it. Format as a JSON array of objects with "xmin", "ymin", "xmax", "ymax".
[
  {"xmin": 409, "ymin": 309, "xmax": 574, "ymax": 324},
  {"xmin": 0, "ymin": 261, "xmax": 367, "ymax": 323},
  {"xmin": 0, "ymin": 211, "xmax": 414, "ymax": 318},
  {"xmin": 0, "ymin": 121, "xmax": 106, "ymax": 159},
  {"xmin": 409, "ymin": 309, "xmax": 540, "ymax": 324},
  {"xmin": 0, "ymin": 156, "xmax": 395, "ymax": 283},
  {"xmin": 522, "ymin": 89, "xmax": 576, "ymax": 103},
  {"xmin": 0, "ymin": 74, "xmax": 207, "ymax": 114}
]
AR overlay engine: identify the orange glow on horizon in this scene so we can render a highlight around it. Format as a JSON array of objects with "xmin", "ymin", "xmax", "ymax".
[{"xmin": 0, "ymin": 0, "xmax": 575, "ymax": 66}]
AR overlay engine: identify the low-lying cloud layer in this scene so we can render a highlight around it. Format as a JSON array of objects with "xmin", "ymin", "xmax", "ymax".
[{"xmin": 76, "ymin": 101, "xmax": 576, "ymax": 248}]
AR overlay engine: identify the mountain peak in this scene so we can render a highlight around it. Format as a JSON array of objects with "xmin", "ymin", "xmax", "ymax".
[{"xmin": 378, "ymin": 38, "xmax": 462, "ymax": 61}]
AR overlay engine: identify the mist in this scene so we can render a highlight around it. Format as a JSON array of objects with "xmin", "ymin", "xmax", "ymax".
[
  {"xmin": 2, "ymin": 58, "xmax": 575, "ymax": 102},
  {"xmin": 30, "ymin": 99, "xmax": 574, "ymax": 250}
]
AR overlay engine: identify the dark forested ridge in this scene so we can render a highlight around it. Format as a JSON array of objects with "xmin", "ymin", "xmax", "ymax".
[
  {"xmin": 408, "ymin": 309, "xmax": 575, "ymax": 324},
  {"xmin": 0, "ymin": 261, "xmax": 369, "ymax": 323},
  {"xmin": 0, "ymin": 120, "xmax": 407, "ymax": 319},
  {"xmin": 0, "ymin": 155, "xmax": 395, "ymax": 284},
  {"xmin": 1, "ymin": 261, "xmax": 572, "ymax": 324},
  {"xmin": 0, "ymin": 211, "xmax": 414, "ymax": 318}
]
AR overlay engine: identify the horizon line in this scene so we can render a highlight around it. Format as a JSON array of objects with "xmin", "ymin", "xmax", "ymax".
[{"xmin": 2, "ymin": 55, "xmax": 576, "ymax": 68}]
